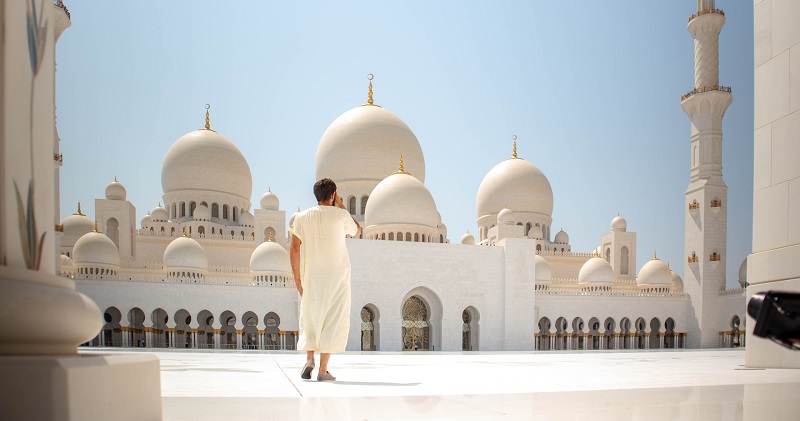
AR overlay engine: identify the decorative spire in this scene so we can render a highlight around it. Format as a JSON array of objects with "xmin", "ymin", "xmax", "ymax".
[
  {"xmin": 653, "ymin": 250, "xmax": 658, "ymax": 260},
  {"xmin": 512, "ymin": 135, "xmax": 518, "ymax": 159},
  {"xmin": 593, "ymin": 248, "xmax": 600, "ymax": 258},
  {"xmin": 93, "ymin": 221, "xmax": 98, "ymax": 232},
  {"xmin": 75, "ymin": 202, "xmax": 84, "ymax": 216},
  {"xmin": 269, "ymin": 231, "xmax": 274, "ymax": 242},
  {"xmin": 204, "ymin": 104, "xmax": 211, "ymax": 130},
  {"xmin": 183, "ymin": 226, "xmax": 188, "ymax": 237},
  {"xmin": 114, "ymin": 176, "xmax": 118, "ymax": 182},
  {"xmin": 393, "ymin": 154, "xmax": 408, "ymax": 174},
  {"xmin": 365, "ymin": 74, "xmax": 375, "ymax": 106}
]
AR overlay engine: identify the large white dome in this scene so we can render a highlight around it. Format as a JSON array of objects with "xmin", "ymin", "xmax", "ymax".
[
  {"xmin": 476, "ymin": 157, "xmax": 553, "ymax": 219},
  {"xmin": 315, "ymin": 105, "xmax": 425, "ymax": 184},
  {"xmin": 578, "ymin": 257, "xmax": 613, "ymax": 286},
  {"xmin": 61, "ymin": 206, "xmax": 94, "ymax": 247},
  {"xmin": 637, "ymin": 255, "xmax": 672, "ymax": 287},
  {"xmin": 250, "ymin": 241, "xmax": 291, "ymax": 273},
  {"xmin": 162, "ymin": 129, "xmax": 252, "ymax": 201},
  {"xmin": 163, "ymin": 236, "xmax": 208, "ymax": 271},
  {"xmin": 365, "ymin": 171, "xmax": 439, "ymax": 229},
  {"xmin": 73, "ymin": 231, "xmax": 120, "ymax": 267}
]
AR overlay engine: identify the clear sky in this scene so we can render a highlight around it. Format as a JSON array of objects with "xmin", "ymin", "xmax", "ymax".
[{"xmin": 55, "ymin": 1, "xmax": 754, "ymax": 288}]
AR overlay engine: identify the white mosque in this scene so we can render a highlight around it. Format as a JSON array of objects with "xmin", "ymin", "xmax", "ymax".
[{"xmin": 60, "ymin": 4, "xmax": 746, "ymax": 353}]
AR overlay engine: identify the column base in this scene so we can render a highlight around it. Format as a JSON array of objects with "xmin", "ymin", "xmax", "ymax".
[{"xmin": 0, "ymin": 353, "xmax": 162, "ymax": 420}]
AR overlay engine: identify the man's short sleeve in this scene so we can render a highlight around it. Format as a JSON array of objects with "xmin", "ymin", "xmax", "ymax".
[
  {"xmin": 342, "ymin": 209, "xmax": 358, "ymax": 236},
  {"xmin": 289, "ymin": 214, "xmax": 302, "ymax": 241}
]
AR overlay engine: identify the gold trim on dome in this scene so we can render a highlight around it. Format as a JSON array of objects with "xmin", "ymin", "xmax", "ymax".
[{"xmin": 512, "ymin": 135, "xmax": 518, "ymax": 159}]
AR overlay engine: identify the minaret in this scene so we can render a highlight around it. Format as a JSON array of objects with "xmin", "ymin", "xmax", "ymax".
[{"xmin": 681, "ymin": 0, "xmax": 732, "ymax": 348}]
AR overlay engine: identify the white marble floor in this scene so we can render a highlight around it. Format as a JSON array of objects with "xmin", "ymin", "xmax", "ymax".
[{"xmin": 81, "ymin": 348, "xmax": 800, "ymax": 420}]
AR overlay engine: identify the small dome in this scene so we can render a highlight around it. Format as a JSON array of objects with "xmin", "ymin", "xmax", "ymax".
[
  {"xmin": 315, "ymin": 105, "xmax": 425, "ymax": 184},
  {"xmin": 60, "ymin": 254, "xmax": 74, "ymax": 267},
  {"xmin": 365, "ymin": 171, "xmax": 439, "ymax": 229},
  {"xmin": 250, "ymin": 241, "xmax": 291, "ymax": 273},
  {"xmin": 260, "ymin": 189, "xmax": 279, "ymax": 210},
  {"xmin": 476, "ymin": 157, "xmax": 553, "ymax": 220},
  {"xmin": 460, "ymin": 232, "xmax": 475, "ymax": 245},
  {"xmin": 162, "ymin": 129, "xmax": 252, "ymax": 202},
  {"xmin": 163, "ymin": 235, "xmax": 207, "ymax": 271},
  {"xmin": 637, "ymin": 254, "xmax": 672, "ymax": 286},
  {"xmin": 141, "ymin": 213, "xmax": 152, "ymax": 227},
  {"xmin": 534, "ymin": 255, "xmax": 552, "ymax": 284},
  {"xmin": 671, "ymin": 271, "xmax": 684, "ymax": 292},
  {"xmin": 529, "ymin": 224, "xmax": 543, "ymax": 239},
  {"xmin": 61, "ymin": 206, "xmax": 94, "ymax": 246},
  {"xmin": 578, "ymin": 257, "xmax": 614, "ymax": 286},
  {"xmin": 240, "ymin": 211, "xmax": 255, "ymax": 227},
  {"xmin": 610, "ymin": 215, "xmax": 627, "ymax": 232},
  {"xmin": 194, "ymin": 204, "xmax": 210, "ymax": 221},
  {"xmin": 73, "ymin": 231, "xmax": 120, "ymax": 268},
  {"xmin": 738, "ymin": 258, "xmax": 748, "ymax": 288},
  {"xmin": 151, "ymin": 204, "xmax": 169, "ymax": 222},
  {"xmin": 105, "ymin": 178, "xmax": 126, "ymax": 201},
  {"xmin": 497, "ymin": 208, "xmax": 514, "ymax": 225},
  {"xmin": 554, "ymin": 229, "xmax": 569, "ymax": 244}
]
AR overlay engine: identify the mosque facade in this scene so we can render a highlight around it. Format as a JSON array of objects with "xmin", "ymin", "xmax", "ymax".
[{"xmin": 61, "ymin": 2, "xmax": 746, "ymax": 352}]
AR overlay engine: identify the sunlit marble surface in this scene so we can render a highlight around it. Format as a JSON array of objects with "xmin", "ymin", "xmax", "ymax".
[{"xmin": 80, "ymin": 348, "xmax": 800, "ymax": 420}]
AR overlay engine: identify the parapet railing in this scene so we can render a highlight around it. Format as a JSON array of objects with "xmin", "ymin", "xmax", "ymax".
[
  {"xmin": 688, "ymin": 8, "xmax": 724, "ymax": 23},
  {"xmin": 681, "ymin": 85, "xmax": 731, "ymax": 101}
]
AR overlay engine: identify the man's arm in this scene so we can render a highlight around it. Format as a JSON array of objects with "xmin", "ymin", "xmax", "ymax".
[
  {"xmin": 290, "ymin": 233, "xmax": 303, "ymax": 296},
  {"xmin": 334, "ymin": 192, "xmax": 361, "ymax": 237}
]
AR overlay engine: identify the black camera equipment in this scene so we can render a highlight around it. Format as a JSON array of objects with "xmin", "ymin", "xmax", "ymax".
[{"xmin": 748, "ymin": 291, "xmax": 800, "ymax": 350}]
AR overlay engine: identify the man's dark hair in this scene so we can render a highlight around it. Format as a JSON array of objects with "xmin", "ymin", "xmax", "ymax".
[{"xmin": 314, "ymin": 178, "xmax": 337, "ymax": 203}]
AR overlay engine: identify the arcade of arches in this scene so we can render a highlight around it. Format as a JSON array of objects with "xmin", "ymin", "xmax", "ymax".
[{"xmin": 88, "ymin": 307, "xmax": 297, "ymax": 350}]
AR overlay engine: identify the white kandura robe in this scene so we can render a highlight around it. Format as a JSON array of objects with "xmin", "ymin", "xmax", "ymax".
[{"xmin": 290, "ymin": 206, "xmax": 358, "ymax": 353}]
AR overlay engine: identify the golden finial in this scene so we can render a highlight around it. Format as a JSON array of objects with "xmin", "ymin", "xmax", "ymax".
[
  {"xmin": 183, "ymin": 226, "xmax": 188, "ymax": 237},
  {"xmin": 93, "ymin": 221, "xmax": 98, "ymax": 232},
  {"xmin": 593, "ymin": 248, "xmax": 600, "ymax": 258},
  {"xmin": 75, "ymin": 202, "xmax": 84, "ymax": 216},
  {"xmin": 653, "ymin": 250, "xmax": 658, "ymax": 260},
  {"xmin": 114, "ymin": 176, "xmax": 117, "ymax": 182},
  {"xmin": 204, "ymin": 104, "xmax": 211, "ymax": 130},
  {"xmin": 366, "ymin": 74, "xmax": 375, "ymax": 106},
  {"xmin": 393, "ymin": 154, "xmax": 409, "ymax": 174},
  {"xmin": 512, "ymin": 135, "xmax": 518, "ymax": 159},
  {"xmin": 269, "ymin": 231, "xmax": 274, "ymax": 242}
]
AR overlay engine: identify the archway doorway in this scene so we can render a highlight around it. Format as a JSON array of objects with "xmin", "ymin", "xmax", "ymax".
[
  {"xmin": 462, "ymin": 307, "xmax": 480, "ymax": 351},
  {"xmin": 402, "ymin": 296, "xmax": 430, "ymax": 351},
  {"xmin": 361, "ymin": 306, "xmax": 378, "ymax": 351}
]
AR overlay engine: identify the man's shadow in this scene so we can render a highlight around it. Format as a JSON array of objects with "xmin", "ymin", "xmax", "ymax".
[{"xmin": 308, "ymin": 381, "xmax": 421, "ymax": 387}]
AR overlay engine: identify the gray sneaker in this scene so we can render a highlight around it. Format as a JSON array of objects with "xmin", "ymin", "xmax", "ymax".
[
  {"xmin": 301, "ymin": 359, "xmax": 315, "ymax": 380},
  {"xmin": 317, "ymin": 371, "xmax": 336, "ymax": 382}
]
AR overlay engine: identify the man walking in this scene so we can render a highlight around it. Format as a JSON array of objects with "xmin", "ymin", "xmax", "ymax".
[{"xmin": 290, "ymin": 178, "xmax": 361, "ymax": 381}]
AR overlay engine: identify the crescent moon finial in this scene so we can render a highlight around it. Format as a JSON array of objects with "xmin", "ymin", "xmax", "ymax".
[
  {"xmin": 205, "ymin": 104, "xmax": 211, "ymax": 110},
  {"xmin": 368, "ymin": 73, "xmax": 374, "ymax": 81},
  {"xmin": 204, "ymin": 104, "xmax": 211, "ymax": 130},
  {"xmin": 512, "ymin": 135, "xmax": 518, "ymax": 158}
]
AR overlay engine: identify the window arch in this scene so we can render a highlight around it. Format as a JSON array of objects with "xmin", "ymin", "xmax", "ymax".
[
  {"xmin": 211, "ymin": 203, "xmax": 219, "ymax": 218},
  {"xmin": 361, "ymin": 196, "xmax": 369, "ymax": 215},
  {"xmin": 223, "ymin": 204, "xmax": 229, "ymax": 220},
  {"xmin": 190, "ymin": 202, "xmax": 196, "ymax": 217},
  {"xmin": 620, "ymin": 246, "xmax": 630, "ymax": 275},
  {"xmin": 348, "ymin": 196, "xmax": 356, "ymax": 215}
]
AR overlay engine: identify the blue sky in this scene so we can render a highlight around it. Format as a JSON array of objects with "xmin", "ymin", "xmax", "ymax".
[{"xmin": 55, "ymin": 1, "xmax": 754, "ymax": 288}]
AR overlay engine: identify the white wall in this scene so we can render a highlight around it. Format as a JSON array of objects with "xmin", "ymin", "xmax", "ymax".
[{"xmin": 748, "ymin": 0, "xmax": 800, "ymax": 368}]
